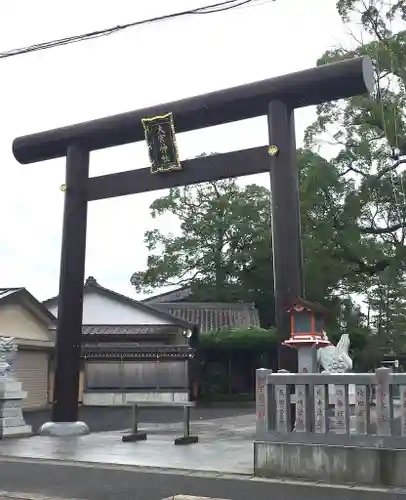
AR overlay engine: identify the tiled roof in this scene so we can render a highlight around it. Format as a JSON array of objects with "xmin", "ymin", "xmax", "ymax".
[
  {"xmin": 142, "ymin": 286, "xmax": 193, "ymax": 304},
  {"xmin": 82, "ymin": 325, "xmax": 179, "ymax": 336},
  {"xmin": 82, "ymin": 344, "xmax": 194, "ymax": 360},
  {"xmin": 288, "ymin": 298, "xmax": 329, "ymax": 314},
  {"xmin": 151, "ymin": 302, "xmax": 260, "ymax": 334},
  {"xmin": 0, "ymin": 288, "xmax": 22, "ymax": 299}
]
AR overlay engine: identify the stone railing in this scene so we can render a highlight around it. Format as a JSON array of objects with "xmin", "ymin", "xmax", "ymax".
[
  {"xmin": 255, "ymin": 367, "xmax": 406, "ymax": 449},
  {"xmin": 254, "ymin": 367, "xmax": 406, "ymax": 486}
]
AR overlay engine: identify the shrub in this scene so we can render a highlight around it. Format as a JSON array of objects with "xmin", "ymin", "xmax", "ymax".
[{"xmin": 199, "ymin": 326, "xmax": 278, "ymax": 349}]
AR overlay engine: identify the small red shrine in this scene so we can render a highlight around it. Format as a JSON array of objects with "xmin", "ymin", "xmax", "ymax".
[{"xmin": 283, "ymin": 298, "xmax": 331, "ymax": 348}]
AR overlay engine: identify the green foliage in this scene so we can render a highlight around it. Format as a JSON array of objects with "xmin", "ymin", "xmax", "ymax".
[
  {"xmin": 305, "ymin": 0, "xmax": 406, "ymax": 356},
  {"xmin": 130, "ymin": 179, "xmax": 272, "ymax": 297},
  {"xmin": 199, "ymin": 326, "xmax": 278, "ymax": 349},
  {"xmin": 199, "ymin": 361, "xmax": 230, "ymax": 398}
]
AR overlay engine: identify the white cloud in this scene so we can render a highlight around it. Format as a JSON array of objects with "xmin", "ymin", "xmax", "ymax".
[{"xmin": 0, "ymin": 0, "xmax": 346, "ymax": 301}]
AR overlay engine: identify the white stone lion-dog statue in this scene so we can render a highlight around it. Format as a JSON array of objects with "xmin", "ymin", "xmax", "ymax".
[
  {"xmin": 0, "ymin": 336, "xmax": 17, "ymax": 378},
  {"xmin": 317, "ymin": 333, "xmax": 353, "ymax": 373},
  {"xmin": 317, "ymin": 333, "xmax": 354, "ymax": 405}
]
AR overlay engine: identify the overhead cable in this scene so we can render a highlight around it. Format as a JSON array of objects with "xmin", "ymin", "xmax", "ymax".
[{"xmin": 0, "ymin": 0, "xmax": 274, "ymax": 59}]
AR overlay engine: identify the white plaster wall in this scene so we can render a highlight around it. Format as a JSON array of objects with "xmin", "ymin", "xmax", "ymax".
[
  {"xmin": 0, "ymin": 303, "xmax": 53, "ymax": 343},
  {"xmin": 47, "ymin": 291, "xmax": 172, "ymax": 325}
]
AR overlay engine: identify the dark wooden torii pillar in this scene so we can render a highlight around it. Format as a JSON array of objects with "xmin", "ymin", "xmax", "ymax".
[{"xmin": 12, "ymin": 57, "xmax": 374, "ymax": 434}]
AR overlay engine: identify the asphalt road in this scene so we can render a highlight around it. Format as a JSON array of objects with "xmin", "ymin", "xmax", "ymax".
[
  {"xmin": 23, "ymin": 404, "xmax": 254, "ymax": 433},
  {"xmin": 0, "ymin": 460, "xmax": 405, "ymax": 500}
]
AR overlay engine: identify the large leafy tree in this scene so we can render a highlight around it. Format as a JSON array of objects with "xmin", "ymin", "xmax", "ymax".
[
  {"xmin": 130, "ymin": 179, "xmax": 275, "ymax": 324},
  {"xmin": 303, "ymin": 0, "xmax": 406, "ymax": 352}
]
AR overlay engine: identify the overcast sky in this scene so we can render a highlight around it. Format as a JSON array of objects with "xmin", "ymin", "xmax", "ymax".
[{"xmin": 0, "ymin": 0, "xmax": 348, "ymax": 301}]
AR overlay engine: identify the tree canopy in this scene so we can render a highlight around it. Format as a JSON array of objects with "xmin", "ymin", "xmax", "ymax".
[
  {"xmin": 304, "ymin": 0, "xmax": 406, "ymax": 354},
  {"xmin": 130, "ymin": 178, "xmax": 276, "ymax": 325}
]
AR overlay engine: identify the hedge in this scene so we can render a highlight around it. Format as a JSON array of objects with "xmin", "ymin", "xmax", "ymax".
[{"xmin": 199, "ymin": 326, "xmax": 279, "ymax": 349}]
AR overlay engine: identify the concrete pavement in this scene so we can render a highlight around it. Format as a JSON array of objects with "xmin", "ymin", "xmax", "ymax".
[
  {"xmin": 0, "ymin": 458, "xmax": 405, "ymax": 500},
  {"xmin": 0, "ymin": 415, "xmax": 255, "ymax": 474}
]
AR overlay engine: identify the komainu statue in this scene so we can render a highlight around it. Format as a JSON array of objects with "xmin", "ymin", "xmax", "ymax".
[
  {"xmin": 0, "ymin": 336, "xmax": 17, "ymax": 378},
  {"xmin": 317, "ymin": 333, "xmax": 353, "ymax": 373}
]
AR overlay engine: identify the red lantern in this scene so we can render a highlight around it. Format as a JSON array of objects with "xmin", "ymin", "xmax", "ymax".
[{"xmin": 283, "ymin": 298, "xmax": 331, "ymax": 348}]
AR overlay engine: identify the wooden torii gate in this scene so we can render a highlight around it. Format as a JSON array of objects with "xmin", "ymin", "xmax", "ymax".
[{"xmin": 13, "ymin": 56, "xmax": 374, "ymax": 435}]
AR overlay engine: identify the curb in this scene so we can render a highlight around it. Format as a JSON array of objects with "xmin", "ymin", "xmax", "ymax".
[
  {"xmin": 0, "ymin": 494, "xmax": 229, "ymax": 500},
  {"xmin": 0, "ymin": 493, "xmax": 84, "ymax": 500},
  {"xmin": 162, "ymin": 497, "xmax": 229, "ymax": 500},
  {"xmin": 162, "ymin": 497, "xmax": 230, "ymax": 500}
]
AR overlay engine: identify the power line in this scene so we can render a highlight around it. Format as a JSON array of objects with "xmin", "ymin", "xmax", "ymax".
[
  {"xmin": 194, "ymin": 0, "xmax": 253, "ymax": 12},
  {"xmin": 0, "ymin": 0, "xmax": 272, "ymax": 60}
]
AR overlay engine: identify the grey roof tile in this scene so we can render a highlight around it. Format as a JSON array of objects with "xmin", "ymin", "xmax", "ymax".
[
  {"xmin": 82, "ymin": 325, "xmax": 178, "ymax": 335},
  {"xmin": 151, "ymin": 302, "xmax": 260, "ymax": 333}
]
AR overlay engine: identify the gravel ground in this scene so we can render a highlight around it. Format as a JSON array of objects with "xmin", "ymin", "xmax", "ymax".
[{"xmin": 23, "ymin": 404, "xmax": 255, "ymax": 433}]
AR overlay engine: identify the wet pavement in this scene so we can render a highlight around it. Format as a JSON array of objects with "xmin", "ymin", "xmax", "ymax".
[
  {"xmin": 5, "ymin": 409, "xmax": 404, "ymax": 476},
  {"xmin": 23, "ymin": 405, "xmax": 255, "ymax": 433},
  {"xmin": 0, "ymin": 414, "xmax": 256, "ymax": 474}
]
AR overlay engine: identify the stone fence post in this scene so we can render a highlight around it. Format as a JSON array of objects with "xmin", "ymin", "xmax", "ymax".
[{"xmin": 256, "ymin": 368, "xmax": 272, "ymax": 436}]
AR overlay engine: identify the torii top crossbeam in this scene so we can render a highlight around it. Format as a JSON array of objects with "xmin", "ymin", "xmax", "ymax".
[{"xmin": 13, "ymin": 57, "xmax": 373, "ymax": 164}]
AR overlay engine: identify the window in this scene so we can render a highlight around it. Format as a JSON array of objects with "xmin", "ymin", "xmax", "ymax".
[
  {"xmin": 315, "ymin": 313, "xmax": 324, "ymax": 333},
  {"xmin": 294, "ymin": 313, "xmax": 312, "ymax": 333}
]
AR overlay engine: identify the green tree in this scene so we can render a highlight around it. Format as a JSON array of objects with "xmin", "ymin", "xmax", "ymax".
[
  {"xmin": 304, "ymin": 0, "xmax": 406, "ymax": 352},
  {"xmin": 297, "ymin": 149, "xmax": 354, "ymax": 301},
  {"xmin": 130, "ymin": 179, "xmax": 275, "ymax": 324},
  {"xmin": 306, "ymin": 0, "xmax": 406, "ymax": 275},
  {"xmin": 367, "ymin": 267, "xmax": 406, "ymax": 353}
]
